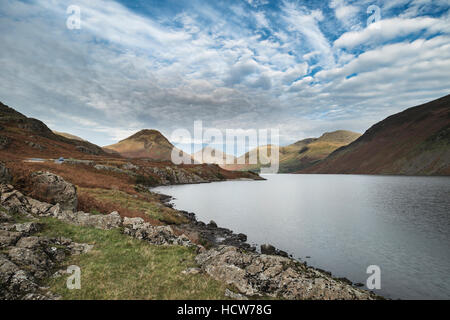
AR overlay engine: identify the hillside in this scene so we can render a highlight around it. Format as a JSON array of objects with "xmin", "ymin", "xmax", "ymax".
[
  {"xmin": 300, "ymin": 95, "xmax": 450, "ymax": 175},
  {"xmin": 222, "ymin": 131, "xmax": 361, "ymax": 173},
  {"xmin": 104, "ymin": 129, "xmax": 192, "ymax": 163},
  {"xmin": 0, "ymin": 102, "xmax": 109, "ymax": 159},
  {"xmin": 53, "ymin": 131, "xmax": 86, "ymax": 142}
]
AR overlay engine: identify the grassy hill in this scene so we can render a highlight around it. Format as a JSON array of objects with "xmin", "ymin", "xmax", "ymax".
[{"xmin": 222, "ymin": 130, "xmax": 361, "ymax": 173}]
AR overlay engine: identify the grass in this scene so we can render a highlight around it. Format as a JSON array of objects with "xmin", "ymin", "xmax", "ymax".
[
  {"xmin": 39, "ymin": 218, "xmax": 229, "ymax": 300},
  {"xmin": 78, "ymin": 187, "xmax": 188, "ymax": 225}
]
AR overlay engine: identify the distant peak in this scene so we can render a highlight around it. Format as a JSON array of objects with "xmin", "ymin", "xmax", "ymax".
[{"xmin": 122, "ymin": 129, "xmax": 165, "ymax": 141}]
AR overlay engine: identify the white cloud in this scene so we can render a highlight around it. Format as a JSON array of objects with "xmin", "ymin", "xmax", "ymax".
[
  {"xmin": 335, "ymin": 16, "xmax": 450, "ymax": 48},
  {"xmin": 0, "ymin": 0, "xmax": 449, "ymax": 149},
  {"xmin": 329, "ymin": 0, "xmax": 360, "ymax": 28}
]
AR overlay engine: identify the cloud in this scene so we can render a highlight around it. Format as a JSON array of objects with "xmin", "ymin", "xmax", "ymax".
[
  {"xmin": 0, "ymin": 0, "xmax": 449, "ymax": 151},
  {"xmin": 335, "ymin": 16, "xmax": 450, "ymax": 48},
  {"xmin": 329, "ymin": 0, "xmax": 360, "ymax": 28}
]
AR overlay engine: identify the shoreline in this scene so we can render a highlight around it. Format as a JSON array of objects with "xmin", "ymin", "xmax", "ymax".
[{"xmin": 154, "ymin": 187, "xmax": 381, "ymax": 299}]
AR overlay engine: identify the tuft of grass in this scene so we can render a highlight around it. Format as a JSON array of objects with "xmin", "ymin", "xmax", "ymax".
[
  {"xmin": 39, "ymin": 218, "xmax": 229, "ymax": 300},
  {"xmin": 78, "ymin": 188, "xmax": 188, "ymax": 225}
]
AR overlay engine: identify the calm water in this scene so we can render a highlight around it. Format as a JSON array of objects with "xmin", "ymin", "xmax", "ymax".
[{"xmin": 154, "ymin": 174, "xmax": 450, "ymax": 300}]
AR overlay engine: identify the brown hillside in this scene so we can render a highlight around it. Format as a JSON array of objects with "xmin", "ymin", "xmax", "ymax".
[
  {"xmin": 0, "ymin": 101, "xmax": 110, "ymax": 160},
  {"xmin": 300, "ymin": 94, "xmax": 450, "ymax": 175}
]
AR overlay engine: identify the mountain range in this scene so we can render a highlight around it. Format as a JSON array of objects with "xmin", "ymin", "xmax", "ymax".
[
  {"xmin": 221, "ymin": 130, "xmax": 361, "ymax": 173},
  {"xmin": 1, "ymin": 94, "xmax": 449, "ymax": 175}
]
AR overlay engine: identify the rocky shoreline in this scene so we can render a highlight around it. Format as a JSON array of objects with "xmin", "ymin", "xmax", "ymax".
[
  {"xmin": 155, "ymin": 191, "xmax": 381, "ymax": 298},
  {"xmin": 0, "ymin": 164, "xmax": 381, "ymax": 300}
]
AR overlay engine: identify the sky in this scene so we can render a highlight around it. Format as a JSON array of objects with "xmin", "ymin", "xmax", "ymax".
[{"xmin": 0, "ymin": 0, "xmax": 449, "ymax": 155}]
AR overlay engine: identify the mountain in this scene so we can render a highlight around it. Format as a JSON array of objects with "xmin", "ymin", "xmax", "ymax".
[
  {"xmin": 104, "ymin": 129, "xmax": 192, "ymax": 162},
  {"xmin": 0, "ymin": 101, "xmax": 108, "ymax": 158},
  {"xmin": 53, "ymin": 131, "xmax": 86, "ymax": 142},
  {"xmin": 277, "ymin": 130, "xmax": 361, "ymax": 173},
  {"xmin": 222, "ymin": 130, "xmax": 361, "ymax": 173},
  {"xmin": 300, "ymin": 95, "xmax": 450, "ymax": 175},
  {"xmin": 192, "ymin": 146, "xmax": 236, "ymax": 164}
]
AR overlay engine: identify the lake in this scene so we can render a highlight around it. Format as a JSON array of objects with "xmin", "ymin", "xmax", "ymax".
[{"xmin": 153, "ymin": 174, "xmax": 450, "ymax": 300}]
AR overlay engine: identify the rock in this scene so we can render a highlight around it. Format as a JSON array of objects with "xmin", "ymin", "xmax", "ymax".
[
  {"xmin": 75, "ymin": 145, "xmax": 99, "ymax": 155},
  {"xmin": 0, "ymin": 230, "xmax": 22, "ymax": 248},
  {"xmin": 181, "ymin": 267, "xmax": 201, "ymax": 275},
  {"xmin": 260, "ymin": 244, "xmax": 289, "ymax": 257},
  {"xmin": 225, "ymin": 288, "xmax": 248, "ymax": 300},
  {"xmin": 25, "ymin": 141, "xmax": 45, "ymax": 150},
  {"xmin": 94, "ymin": 164, "xmax": 128, "ymax": 175},
  {"xmin": 26, "ymin": 197, "xmax": 53, "ymax": 216},
  {"xmin": 69, "ymin": 211, "xmax": 122, "ymax": 230},
  {"xmin": 123, "ymin": 217, "xmax": 195, "ymax": 247},
  {"xmin": 237, "ymin": 233, "xmax": 247, "ymax": 242},
  {"xmin": 146, "ymin": 166, "xmax": 208, "ymax": 185},
  {"xmin": 13, "ymin": 222, "xmax": 42, "ymax": 235},
  {"xmin": 68, "ymin": 242, "xmax": 93, "ymax": 255},
  {"xmin": 277, "ymin": 250, "xmax": 289, "ymax": 258},
  {"xmin": 0, "ymin": 254, "xmax": 39, "ymax": 300},
  {"xmin": 0, "ymin": 210, "xmax": 13, "ymax": 222},
  {"xmin": 0, "ymin": 162, "xmax": 12, "ymax": 184},
  {"xmin": 122, "ymin": 162, "xmax": 139, "ymax": 171},
  {"xmin": 0, "ymin": 232, "xmax": 91, "ymax": 300},
  {"xmin": 31, "ymin": 172, "xmax": 78, "ymax": 211},
  {"xmin": 0, "ymin": 185, "xmax": 31, "ymax": 215},
  {"xmin": 196, "ymin": 246, "xmax": 377, "ymax": 300},
  {"xmin": 208, "ymin": 220, "xmax": 218, "ymax": 228},
  {"xmin": 0, "ymin": 136, "xmax": 10, "ymax": 150},
  {"xmin": 64, "ymin": 159, "xmax": 95, "ymax": 166},
  {"xmin": 260, "ymin": 244, "xmax": 276, "ymax": 255}
]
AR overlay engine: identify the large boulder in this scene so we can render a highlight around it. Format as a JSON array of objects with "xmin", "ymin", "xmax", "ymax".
[
  {"xmin": 31, "ymin": 172, "xmax": 77, "ymax": 211},
  {"xmin": 70, "ymin": 211, "xmax": 122, "ymax": 230},
  {"xmin": 0, "ymin": 162, "xmax": 12, "ymax": 184},
  {"xmin": 123, "ymin": 217, "xmax": 193, "ymax": 247}
]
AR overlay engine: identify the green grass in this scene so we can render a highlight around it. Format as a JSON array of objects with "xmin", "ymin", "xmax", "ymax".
[
  {"xmin": 80, "ymin": 187, "xmax": 189, "ymax": 225},
  {"xmin": 39, "ymin": 218, "xmax": 229, "ymax": 300}
]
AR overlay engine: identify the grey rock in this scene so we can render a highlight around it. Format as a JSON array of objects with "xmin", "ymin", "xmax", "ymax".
[
  {"xmin": 122, "ymin": 162, "xmax": 139, "ymax": 171},
  {"xmin": 225, "ymin": 288, "xmax": 248, "ymax": 300},
  {"xmin": 0, "ymin": 229, "xmax": 22, "ymax": 248},
  {"xmin": 67, "ymin": 211, "xmax": 122, "ymax": 230},
  {"xmin": 25, "ymin": 141, "xmax": 45, "ymax": 150},
  {"xmin": 181, "ymin": 267, "xmax": 201, "ymax": 275},
  {"xmin": 208, "ymin": 220, "xmax": 218, "ymax": 228},
  {"xmin": 260, "ymin": 244, "xmax": 276, "ymax": 255},
  {"xmin": 0, "ymin": 162, "xmax": 12, "ymax": 184},
  {"xmin": 123, "ymin": 217, "xmax": 194, "ymax": 247},
  {"xmin": 0, "ymin": 210, "xmax": 13, "ymax": 222},
  {"xmin": 0, "ymin": 185, "xmax": 31, "ymax": 215},
  {"xmin": 31, "ymin": 172, "xmax": 78, "ymax": 211},
  {"xmin": 196, "ymin": 246, "xmax": 377, "ymax": 300},
  {"xmin": 13, "ymin": 222, "xmax": 42, "ymax": 235},
  {"xmin": 94, "ymin": 164, "xmax": 129, "ymax": 175}
]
